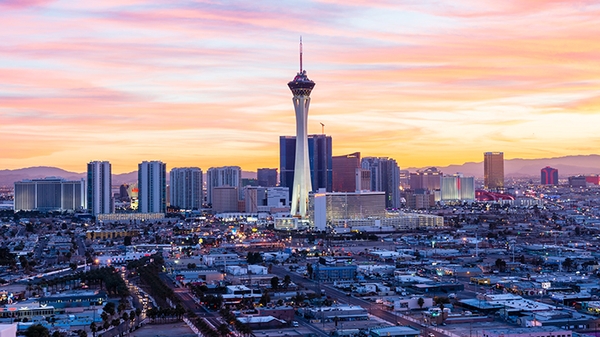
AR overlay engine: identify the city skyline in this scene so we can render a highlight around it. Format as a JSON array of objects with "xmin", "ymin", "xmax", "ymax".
[{"xmin": 2, "ymin": 1, "xmax": 600, "ymax": 174}]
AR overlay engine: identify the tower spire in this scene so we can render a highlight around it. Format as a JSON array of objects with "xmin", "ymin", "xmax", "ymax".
[{"xmin": 300, "ymin": 36, "xmax": 303, "ymax": 72}]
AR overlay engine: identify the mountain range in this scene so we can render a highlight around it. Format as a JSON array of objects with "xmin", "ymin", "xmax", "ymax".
[
  {"xmin": 1, "ymin": 155, "xmax": 599, "ymax": 187},
  {"xmin": 406, "ymin": 154, "xmax": 600, "ymax": 178},
  {"xmin": 0, "ymin": 167, "xmax": 257, "ymax": 187}
]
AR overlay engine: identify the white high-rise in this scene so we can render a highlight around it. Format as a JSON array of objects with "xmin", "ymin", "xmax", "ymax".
[
  {"xmin": 287, "ymin": 38, "xmax": 315, "ymax": 218},
  {"xmin": 170, "ymin": 167, "xmax": 203, "ymax": 210},
  {"xmin": 206, "ymin": 166, "xmax": 242, "ymax": 205},
  {"xmin": 138, "ymin": 161, "xmax": 166, "ymax": 213},
  {"xmin": 15, "ymin": 177, "xmax": 85, "ymax": 212},
  {"xmin": 87, "ymin": 161, "xmax": 112, "ymax": 215}
]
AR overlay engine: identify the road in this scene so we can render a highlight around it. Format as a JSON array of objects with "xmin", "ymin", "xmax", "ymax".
[
  {"xmin": 158, "ymin": 273, "xmax": 223, "ymax": 329},
  {"xmin": 271, "ymin": 265, "xmax": 451, "ymax": 337},
  {"xmin": 77, "ymin": 236, "xmax": 87, "ymax": 257}
]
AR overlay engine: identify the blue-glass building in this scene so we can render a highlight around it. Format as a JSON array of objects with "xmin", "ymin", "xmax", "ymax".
[{"xmin": 280, "ymin": 134, "xmax": 332, "ymax": 199}]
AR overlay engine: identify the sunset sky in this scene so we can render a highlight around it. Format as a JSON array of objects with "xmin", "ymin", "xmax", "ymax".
[{"xmin": 2, "ymin": 0, "xmax": 600, "ymax": 173}]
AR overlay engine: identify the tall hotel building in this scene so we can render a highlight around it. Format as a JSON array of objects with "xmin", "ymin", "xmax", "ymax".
[
  {"xmin": 87, "ymin": 161, "xmax": 112, "ymax": 215},
  {"xmin": 541, "ymin": 166, "xmax": 558, "ymax": 185},
  {"xmin": 15, "ymin": 177, "xmax": 85, "ymax": 212},
  {"xmin": 138, "ymin": 161, "xmax": 167, "ymax": 213},
  {"xmin": 332, "ymin": 152, "xmax": 361, "ymax": 192},
  {"xmin": 257, "ymin": 168, "xmax": 278, "ymax": 187},
  {"xmin": 361, "ymin": 157, "xmax": 401, "ymax": 208},
  {"xmin": 280, "ymin": 135, "xmax": 333, "ymax": 199},
  {"xmin": 206, "ymin": 166, "xmax": 242, "ymax": 205},
  {"xmin": 170, "ymin": 167, "xmax": 203, "ymax": 210},
  {"xmin": 409, "ymin": 167, "xmax": 442, "ymax": 191},
  {"xmin": 484, "ymin": 152, "xmax": 504, "ymax": 189},
  {"xmin": 440, "ymin": 175, "xmax": 475, "ymax": 201}
]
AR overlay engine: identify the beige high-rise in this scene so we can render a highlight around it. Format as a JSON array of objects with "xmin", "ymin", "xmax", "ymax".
[{"xmin": 484, "ymin": 152, "xmax": 504, "ymax": 189}]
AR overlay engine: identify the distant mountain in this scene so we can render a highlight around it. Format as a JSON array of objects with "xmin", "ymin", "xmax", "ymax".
[
  {"xmin": 0, "ymin": 166, "xmax": 84, "ymax": 187},
  {"xmin": 113, "ymin": 172, "xmax": 138, "ymax": 185},
  {"xmin": 3, "ymin": 155, "xmax": 597, "ymax": 186},
  {"xmin": 0, "ymin": 167, "xmax": 138, "ymax": 187},
  {"xmin": 0, "ymin": 166, "xmax": 257, "ymax": 187},
  {"xmin": 410, "ymin": 154, "xmax": 600, "ymax": 178}
]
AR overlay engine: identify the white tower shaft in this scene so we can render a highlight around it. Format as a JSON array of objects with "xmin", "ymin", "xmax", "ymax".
[{"xmin": 290, "ymin": 95, "xmax": 313, "ymax": 217}]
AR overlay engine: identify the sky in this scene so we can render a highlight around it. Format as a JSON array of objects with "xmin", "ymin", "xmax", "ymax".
[{"xmin": 1, "ymin": 0, "xmax": 600, "ymax": 174}]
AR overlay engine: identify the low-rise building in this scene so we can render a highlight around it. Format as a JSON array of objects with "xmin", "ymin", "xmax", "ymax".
[{"xmin": 370, "ymin": 326, "xmax": 420, "ymax": 337}]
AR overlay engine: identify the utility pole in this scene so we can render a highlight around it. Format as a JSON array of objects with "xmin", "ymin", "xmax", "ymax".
[{"xmin": 475, "ymin": 231, "xmax": 479, "ymax": 258}]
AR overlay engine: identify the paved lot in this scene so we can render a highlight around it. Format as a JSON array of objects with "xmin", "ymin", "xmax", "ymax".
[{"xmin": 130, "ymin": 322, "xmax": 196, "ymax": 337}]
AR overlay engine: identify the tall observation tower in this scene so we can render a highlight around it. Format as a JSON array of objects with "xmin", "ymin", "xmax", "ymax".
[{"xmin": 288, "ymin": 38, "xmax": 315, "ymax": 218}]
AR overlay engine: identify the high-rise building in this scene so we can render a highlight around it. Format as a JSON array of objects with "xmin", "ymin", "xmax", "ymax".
[
  {"xmin": 399, "ymin": 170, "xmax": 410, "ymax": 189},
  {"xmin": 287, "ymin": 38, "xmax": 318, "ymax": 218},
  {"xmin": 332, "ymin": 152, "xmax": 361, "ymax": 192},
  {"xmin": 409, "ymin": 167, "xmax": 442, "ymax": 191},
  {"xmin": 440, "ymin": 174, "xmax": 475, "ymax": 201},
  {"xmin": 459, "ymin": 176, "xmax": 475, "ymax": 200},
  {"xmin": 484, "ymin": 152, "xmax": 504, "ymax": 189},
  {"xmin": 87, "ymin": 161, "xmax": 112, "ymax": 215},
  {"xmin": 206, "ymin": 166, "xmax": 242, "ymax": 205},
  {"xmin": 15, "ymin": 177, "xmax": 84, "ymax": 212},
  {"xmin": 405, "ymin": 190, "xmax": 435, "ymax": 209},
  {"xmin": 138, "ymin": 161, "xmax": 167, "ymax": 213},
  {"xmin": 170, "ymin": 167, "xmax": 203, "ymax": 210},
  {"xmin": 280, "ymin": 135, "xmax": 333, "ymax": 197},
  {"xmin": 257, "ymin": 168, "xmax": 278, "ymax": 187},
  {"xmin": 244, "ymin": 186, "xmax": 289, "ymax": 213},
  {"xmin": 119, "ymin": 184, "xmax": 130, "ymax": 201},
  {"xmin": 568, "ymin": 176, "xmax": 587, "ymax": 188},
  {"xmin": 361, "ymin": 157, "xmax": 401, "ymax": 208},
  {"xmin": 212, "ymin": 186, "xmax": 239, "ymax": 213},
  {"xmin": 308, "ymin": 191, "xmax": 386, "ymax": 223},
  {"xmin": 355, "ymin": 168, "xmax": 371, "ymax": 191},
  {"xmin": 540, "ymin": 166, "xmax": 558, "ymax": 185}
]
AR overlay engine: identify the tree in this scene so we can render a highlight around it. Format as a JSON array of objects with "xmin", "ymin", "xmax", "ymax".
[
  {"xmin": 24, "ymin": 324, "xmax": 49, "ymax": 337},
  {"xmin": 306, "ymin": 263, "xmax": 314, "ymax": 279},
  {"xmin": 283, "ymin": 275, "xmax": 291, "ymax": 289},
  {"xmin": 103, "ymin": 302, "xmax": 116, "ymax": 316},
  {"xmin": 124, "ymin": 236, "xmax": 132, "ymax": 246},
  {"xmin": 495, "ymin": 258, "xmax": 507, "ymax": 272},
  {"xmin": 90, "ymin": 322, "xmax": 98, "ymax": 337},
  {"xmin": 247, "ymin": 252, "xmax": 263, "ymax": 265},
  {"xmin": 417, "ymin": 297, "xmax": 425, "ymax": 309},
  {"xmin": 218, "ymin": 323, "xmax": 230, "ymax": 337},
  {"xmin": 270, "ymin": 276, "xmax": 279, "ymax": 290},
  {"xmin": 562, "ymin": 258, "xmax": 574, "ymax": 272},
  {"xmin": 259, "ymin": 292, "xmax": 271, "ymax": 306}
]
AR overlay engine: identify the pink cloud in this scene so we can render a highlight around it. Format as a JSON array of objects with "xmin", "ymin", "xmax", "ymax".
[{"xmin": 0, "ymin": 0, "xmax": 52, "ymax": 9}]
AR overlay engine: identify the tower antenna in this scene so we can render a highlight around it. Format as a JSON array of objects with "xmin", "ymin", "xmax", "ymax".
[
  {"xmin": 300, "ymin": 36, "xmax": 303, "ymax": 72},
  {"xmin": 320, "ymin": 122, "xmax": 324, "ymax": 134}
]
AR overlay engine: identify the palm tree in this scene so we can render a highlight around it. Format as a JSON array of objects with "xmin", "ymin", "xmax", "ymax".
[
  {"xmin": 121, "ymin": 312, "xmax": 130, "ymax": 335},
  {"xmin": 90, "ymin": 322, "xmax": 98, "ymax": 337},
  {"xmin": 217, "ymin": 324, "xmax": 230, "ymax": 337}
]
